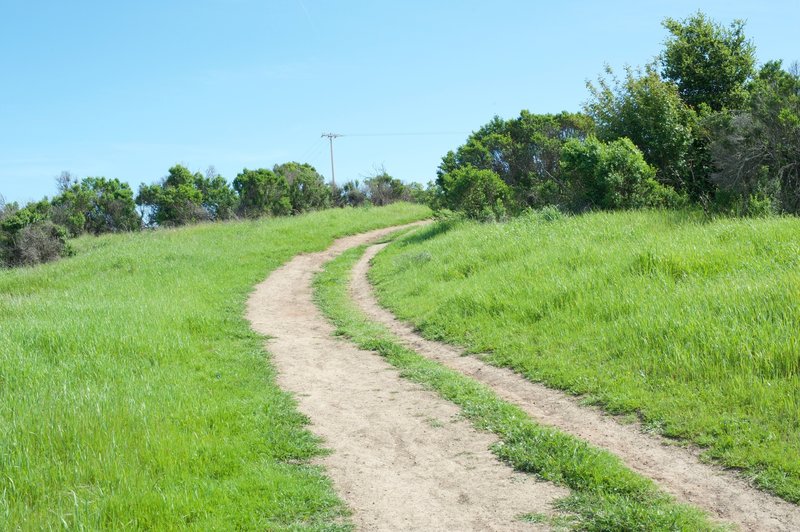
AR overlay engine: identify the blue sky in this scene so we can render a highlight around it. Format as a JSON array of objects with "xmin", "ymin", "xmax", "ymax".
[{"xmin": 1, "ymin": 0, "xmax": 798, "ymax": 204}]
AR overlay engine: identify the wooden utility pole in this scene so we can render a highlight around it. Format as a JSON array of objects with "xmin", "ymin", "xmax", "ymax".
[{"xmin": 321, "ymin": 133, "xmax": 341, "ymax": 188}]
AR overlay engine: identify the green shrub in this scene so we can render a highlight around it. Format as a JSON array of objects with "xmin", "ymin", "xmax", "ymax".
[
  {"xmin": 233, "ymin": 168, "xmax": 292, "ymax": 218},
  {"xmin": 52, "ymin": 177, "xmax": 140, "ymax": 235},
  {"xmin": 561, "ymin": 136, "xmax": 678, "ymax": 210},
  {"xmin": 1, "ymin": 200, "xmax": 71, "ymax": 267},
  {"xmin": 439, "ymin": 166, "xmax": 511, "ymax": 221},
  {"xmin": 273, "ymin": 162, "xmax": 332, "ymax": 213}
]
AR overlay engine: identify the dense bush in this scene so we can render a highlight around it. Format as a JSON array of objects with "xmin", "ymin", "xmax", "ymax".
[
  {"xmin": 0, "ymin": 200, "xmax": 69, "ymax": 267},
  {"xmin": 334, "ymin": 169, "xmax": 423, "ymax": 208},
  {"xmin": 363, "ymin": 170, "xmax": 411, "ymax": 206},
  {"xmin": 585, "ymin": 66, "xmax": 697, "ymax": 194},
  {"xmin": 336, "ymin": 180, "xmax": 368, "ymax": 207},
  {"xmin": 7, "ymin": 221, "xmax": 69, "ymax": 266},
  {"xmin": 439, "ymin": 166, "xmax": 510, "ymax": 221},
  {"xmin": 137, "ymin": 165, "xmax": 243, "ymax": 226},
  {"xmin": 561, "ymin": 136, "xmax": 680, "ymax": 210}
]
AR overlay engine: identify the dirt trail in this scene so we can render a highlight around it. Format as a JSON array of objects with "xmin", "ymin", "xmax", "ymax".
[
  {"xmin": 352, "ymin": 242, "xmax": 800, "ymax": 532},
  {"xmin": 246, "ymin": 223, "xmax": 567, "ymax": 531}
]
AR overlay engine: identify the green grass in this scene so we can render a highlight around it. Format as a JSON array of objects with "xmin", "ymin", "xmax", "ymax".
[
  {"xmin": 0, "ymin": 203, "xmax": 430, "ymax": 530},
  {"xmin": 314, "ymin": 243, "xmax": 717, "ymax": 531},
  {"xmin": 370, "ymin": 209, "xmax": 800, "ymax": 503}
]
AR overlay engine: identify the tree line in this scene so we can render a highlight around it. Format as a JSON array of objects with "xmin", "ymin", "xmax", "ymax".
[
  {"xmin": 0, "ymin": 163, "xmax": 424, "ymax": 268},
  {"xmin": 435, "ymin": 11, "xmax": 800, "ymax": 220}
]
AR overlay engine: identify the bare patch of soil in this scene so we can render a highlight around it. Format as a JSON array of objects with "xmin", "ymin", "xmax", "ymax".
[
  {"xmin": 353, "ymin": 242, "xmax": 800, "ymax": 532},
  {"xmin": 247, "ymin": 223, "xmax": 566, "ymax": 531}
]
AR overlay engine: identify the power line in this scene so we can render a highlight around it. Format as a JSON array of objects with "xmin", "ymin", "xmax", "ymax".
[
  {"xmin": 340, "ymin": 131, "xmax": 470, "ymax": 137},
  {"xmin": 298, "ymin": 137, "xmax": 324, "ymax": 162}
]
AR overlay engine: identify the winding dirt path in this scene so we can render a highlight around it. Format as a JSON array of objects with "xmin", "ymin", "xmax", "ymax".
[
  {"xmin": 352, "ymin": 242, "xmax": 800, "ymax": 532},
  {"xmin": 246, "ymin": 223, "xmax": 567, "ymax": 531}
]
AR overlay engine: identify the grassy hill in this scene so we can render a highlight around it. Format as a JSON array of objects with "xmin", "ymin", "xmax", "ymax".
[
  {"xmin": 371, "ymin": 209, "xmax": 800, "ymax": 503},
  {"xmin": 0, "ymin": 203, "xmax": 429, "ymax": 530}
]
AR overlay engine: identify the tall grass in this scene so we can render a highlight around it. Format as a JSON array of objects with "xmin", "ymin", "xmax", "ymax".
[
  {"xmin": 371, "ymin": 209, "xmax": 800, "ymax": 503},
  {"xmin": 0, "ymin": 203, "xmax": 430, "ymax": 530}
]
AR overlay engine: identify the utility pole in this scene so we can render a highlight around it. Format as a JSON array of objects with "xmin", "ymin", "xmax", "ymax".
[{"xmin": 321, "ymin": 132, "xmax": 341, "ymax": 188}]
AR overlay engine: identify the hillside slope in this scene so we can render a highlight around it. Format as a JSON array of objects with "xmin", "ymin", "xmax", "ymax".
[
  {"xmin": 371, "ymin": 210, "xmax": 800, "ymax": 503},
  {"xmin": 0, "ymin": 203, "xmax": 429, "ymax": 530}
]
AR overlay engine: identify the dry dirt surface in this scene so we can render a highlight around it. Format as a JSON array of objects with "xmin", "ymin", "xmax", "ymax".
[
  {"xmin": 352, "ymin": 241, "xmax": 800, "ymax": 532},
  {"xmin": 246, "ymin": 222, "xmax": 568, "ymax": 531}
]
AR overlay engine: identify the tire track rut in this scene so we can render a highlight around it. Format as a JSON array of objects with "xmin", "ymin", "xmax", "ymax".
[{"xmin": 247, "ymin": 223, "xmax": 565, "ymax": 531}]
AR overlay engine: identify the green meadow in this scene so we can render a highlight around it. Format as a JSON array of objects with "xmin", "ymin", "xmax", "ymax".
[
  {"xmin": 0, "ymin": 203, "xmax": 429, "ymax": 530},
  {"xmin": 371, "ymin": 209, "xmax": 800, "ymax": 503}
]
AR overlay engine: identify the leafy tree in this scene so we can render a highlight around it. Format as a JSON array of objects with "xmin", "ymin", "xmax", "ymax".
[
  {"xmin": 561, "ymin": 136, "xmax": 677, "ymax": 210},
  {"xmin": 439, "ymin": 166, "xmax": 510, "ymax": 221},
  {"xmin": 51, "ymin": 180, "xmax": 92, "ymax": 236},
  {"xmin": 136, "ymin": 167, "xmax": 206, "ymax": 227},
  {"xmin": 137, "ymin": 165, "xmax": 238, "ymax": 226},
  {"xmin": 709, "ymin": 61, "xmax": 800, "ymax": 214},
  {"xmin": 273, "ymin": 162, "xmax": 331, "ymax": 213},
  {"xmin": 438, "ymin": 111, "xmax": 593, "ymax": 209},
  {"xmin": 585, "ymin": 66, "xmax": 697, "ymax": 192},
  {"xmin": 661, "ymin": 12, "xmax": 756, "ymax": 111},
  {"xmin": 194, "ymin": 167, "xmax": 238, "ymax": 221},
  {"xmin": 52, "ymin": 176, "xmax": 140, "ymax": 235},
  {"xmin": 232, "ymin": 168, "xmax": 291, "ymax": 218}
]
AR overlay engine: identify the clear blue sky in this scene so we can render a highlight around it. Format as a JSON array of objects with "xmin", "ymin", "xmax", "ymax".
[{"xmin": 1, "ymin": 0, "xmax": 798, "ymax": 204}]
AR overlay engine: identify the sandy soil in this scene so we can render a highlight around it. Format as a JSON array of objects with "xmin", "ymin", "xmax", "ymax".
[
  {"xmin": 352, "ymin": 241, "xmax": 800, "ymax": 532},
  {"xmin": 246, "ymin": 222, "xmax": 567, "ymax": 531}
]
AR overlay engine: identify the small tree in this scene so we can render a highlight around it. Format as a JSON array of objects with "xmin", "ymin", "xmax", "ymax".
[
  {"xmin": 50, "ymin": 179, "xmax": 92, "ymax": 236},
  {"xmin": 136, "ymin": 165, "xmax": 237, "ymax": 226},
  {"xmin": 233, "ymin": 168, "xmax": 291, "ymax": 218},
  {"xmin": 53, "ymin": 176, "xmax": 140, "ymax": 235},
  {"xmin": 195, "ymin": 167, "xmax": 238, "ymax": 220},
  {"xmin": 273, "ymin": 162, "xmax": 331, "ymax": 213},
  {"xmin": 661, "ymin": 11, "xmax": 756, "ymax": 111},
  {"xmin": 136, "ymin": 165, "xmax": 207, "ymax": 226}
]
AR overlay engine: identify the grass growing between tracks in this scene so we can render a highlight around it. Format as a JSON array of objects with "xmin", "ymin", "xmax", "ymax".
[
  {"xmin": 0, "ymin": 203, "xmax": 429, "ymax": 530},
  {"xmin": 314, "ymin": 244, "xmax": 717, "ymax": 531},
  {"xmin": 370, "ymin": 209, "xmax": 800, "ymax": 503}
]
